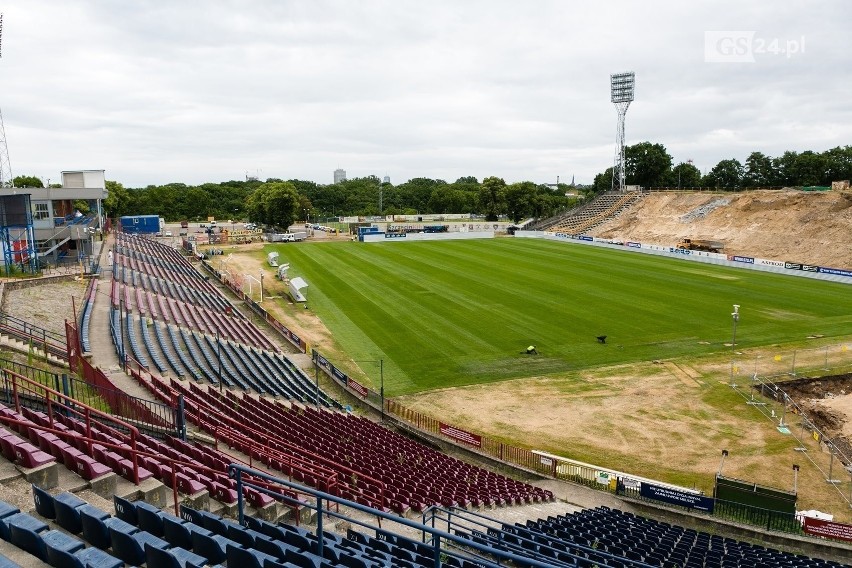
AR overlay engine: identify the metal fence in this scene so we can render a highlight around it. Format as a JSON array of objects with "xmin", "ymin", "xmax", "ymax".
[
  {"xmin": 64, "ymin": 321, "xmax": 180, "ymax": 437},
  {"xmin": 731, "ymin": 342, "xmax": 852, "ymax": 382},
  {"xmin": 712, "ymin": 499, "xmax": 802, "ymax": 534},
  {"xmin": 0, "ymin": 353, "xmax": 178, "ymax": 438},
  {"xmin": 0, "ymin": 311, "xmax": 68, "ymax": 362}
]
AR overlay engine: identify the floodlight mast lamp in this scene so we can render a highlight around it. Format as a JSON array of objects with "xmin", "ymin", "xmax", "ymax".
[
  {"xmin": 0, "ymin": 13, "xmax": 14, "ymax": 189},
  {"xmin": 610, "ymin": 71, "xmax": 635, "ymax": 193}
]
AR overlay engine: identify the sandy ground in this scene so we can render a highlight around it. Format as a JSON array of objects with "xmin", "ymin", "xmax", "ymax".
[
  {"xmin": 594, "ymin": 190, "xmax": 852, "ymax": 269},
  {"xmin": 0, "ymin": 279, "xmax": 83, "ymax": 336}
]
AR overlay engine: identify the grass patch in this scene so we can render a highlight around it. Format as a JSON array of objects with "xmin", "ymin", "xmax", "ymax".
[{"xmin": 273, "ymin": 239, "xmax": 852, "ymax": 396}]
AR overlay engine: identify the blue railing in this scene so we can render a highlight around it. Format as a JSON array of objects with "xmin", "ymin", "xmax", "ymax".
[{"xmin": 227, "ymin": 464, "xmax": 642, "ymax": 568}]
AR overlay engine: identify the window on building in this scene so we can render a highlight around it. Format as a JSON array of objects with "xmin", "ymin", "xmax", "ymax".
[{"xmin": 34, "ymin": 202, "xmax": 50, "ymax": 220}]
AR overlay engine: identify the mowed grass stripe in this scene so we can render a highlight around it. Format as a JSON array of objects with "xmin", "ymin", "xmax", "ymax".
[{"xmin": 274, "ymin": 239, "xmax": 852, "ymax": 395}]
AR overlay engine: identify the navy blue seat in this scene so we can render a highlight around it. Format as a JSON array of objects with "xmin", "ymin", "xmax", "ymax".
[
  {"xmin": 284, "ymin": 548, "xmax": 324, "ymax": 568},
  {"xmin": 42, "ymin": 529, "xmax": 85, "ymax": 568},
  {"xmin": 79, "ymin": 505, "xmax": 114, "ymax": 550},
  {"xmin": 112, "ymin": 495, "xmax": 137, "ymax": 525},
  {"xmin": 7, "ymin": 514, "xmax": 50, "ymax": 560},
  {"xmin": 31, "ymin": 485, "xmax": 56, "ymax": 519},
  {"xmin": 282, "ymin": 528, "xmax": 312, "ymax": 552},
  {"xmin": 162, "ymin": 516, "xmax": 209, "ymax": 551},
  {"xmin": 226, "ymin": 543, "xmax": 279, "ymax": 568},
  {"xmin": 0, "ymin": 499, "xmax": 17, "ymax": 517},
  {"xmin": 225, "ymin": 524, "xmax": 271, "ymax": 548},
  {"xmin": 191, "ymin": 531, "xmax": 241, "ymax": 565},
  {"xmin": 336, "ymin": 552, "xmax": 371, "ymax": 568},
  {"xmin": 54, "ymin": 493, "xmax": 87, "ymax": 535},
  {"xmin": 200, "ymin": 511, "xmax": 241, "ymax": 537},
  {"xmin": 0, "ymin": 513, "xmax": 48, "ymax": 544},
  {"xmin": 245, "ymin": 515, "xmax": 287, "ymax": 541},
  {"xmin": 48, "ymin": 544, "xmax": 122, "ymax": 568},
  {"xmin": 145, "ymin": 542, "xmax": 207, "ymax": 568},
  {"xmin": 252, "ymin": 537, "xmax": 299, "ymax": 560},
  {"xmin": 178, "ymin": 504, "xmax": 203, "ymax": 525},
  {"xmin": 136, "ymin": 500, "xmax": 165, "ymax": 536},
  {"xmin": 107, "ymin": 517, "xmax": 169, "ymax": 566}
]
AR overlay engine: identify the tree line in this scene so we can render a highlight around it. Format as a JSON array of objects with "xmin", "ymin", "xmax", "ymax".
[
  {"xmin": 13, "ymin": 142, "xmax": 851, "ymax": 230},
  {"xmin": 592, "ymin": 143, "xmax": 852, "ymax": 192},
  {"xmin": 94, "ymin": 175, "xmax": 579, "ymax": 230}
]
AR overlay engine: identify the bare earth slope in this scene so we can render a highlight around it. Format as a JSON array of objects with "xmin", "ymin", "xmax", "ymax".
[{"xmin": 593, "ymin": 190, "xmax": 852, "ymax": 269}]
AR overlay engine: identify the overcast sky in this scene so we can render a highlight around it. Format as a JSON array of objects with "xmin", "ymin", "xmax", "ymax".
[{"xmin": 1, "ymin": 1, "xmax": 849, "ymax": 188}]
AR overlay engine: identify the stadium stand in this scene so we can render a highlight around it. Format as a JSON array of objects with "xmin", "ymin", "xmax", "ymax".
[
  {"xmin": 152, "ymin": 376, "xmax": 553, "ymax": 514},
  {"xmin": 531, "ymin": 190, "xmax": 643, "ymax": 235},
  {"xmin": 442, "ymin": 505, "xmax": 850, "ymax": 568}
]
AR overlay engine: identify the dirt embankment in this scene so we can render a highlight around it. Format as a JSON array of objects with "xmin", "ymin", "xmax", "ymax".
[
  {"xmin": 594, "ymin": 190, "xmax": 852, "ymax": 269},
  {"xmin": 773, "ymin": 374, "xmax": 852, "ymax": 462}
]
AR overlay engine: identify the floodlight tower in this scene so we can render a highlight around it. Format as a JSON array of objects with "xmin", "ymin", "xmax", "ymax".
[
  {"xmin": 0, "ymin": 14, "xmax": 14, "ymax": 188},
  {"xmin": 610, "ymin": 71, "xmax": 635, "ymax": 192}
]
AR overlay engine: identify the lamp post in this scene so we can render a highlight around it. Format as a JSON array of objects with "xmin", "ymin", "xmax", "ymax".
[
  {"xmin": 259, "ymin": 270, "xmax": 264, "ymax": 303},
  {"xmin": 730, "ymin": 305, "xmax": 740, "ymax": 387},
  {"xmin": 792, "ymin": 464, "xmax": 799, "ymax": 493}
]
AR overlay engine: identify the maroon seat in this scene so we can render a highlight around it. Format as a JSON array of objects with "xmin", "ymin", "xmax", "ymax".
[
  {"xmin": 244, "ymin": 487, "xmax": 274, "ymax": 508},
  {"xmin": 176, "ymin": 473, "xmax": 205, "ymax": 495},
  {"xmin": 0, "ymin": 431, "xmax": 25, "ymax": 460},
  {"xmin": 140, "ymin": 455, "xmax": 163, "ymax": 476},
  {"xmin": 211, "ymin": 482, "xmax": 237, "ymax": 504},
  {"xmin": 114, "ymin": 457, "xmax": 154, "ymax": 482},
  {"xmin": 14, "ymin": 441, "xmax": 55, "ymax": 468},
  {"xmin": 33, "ymin": 431, "xmax": 60, "ymax": 453},
  {"xmin": 44, "ymin": 438, "xmax": 72, "ymax": 460},
  {"xmin": 60, "ymin": 445, "xmax": 84, "ymax": 469},
  {"xmin": 73, "ymin": 454, "xmax": 112, "ymax": 480}
]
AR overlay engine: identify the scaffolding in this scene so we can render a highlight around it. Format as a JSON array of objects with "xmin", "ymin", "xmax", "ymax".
[{"xmin": 0, "ymin": 194, "xmax": 38, "ymax": 275}]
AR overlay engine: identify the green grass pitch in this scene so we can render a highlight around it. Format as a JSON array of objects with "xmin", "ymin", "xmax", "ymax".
[{"xmin": 273, "ymin": 238, "xmax": 852, "ymax": 396}]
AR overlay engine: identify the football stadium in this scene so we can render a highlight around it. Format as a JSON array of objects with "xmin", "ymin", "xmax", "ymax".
[
  {"xmin": 0, "ymin": 182, "xmax": 851, "ymax": 567},
  {"xmin": 0, "ymin": 4, "xmax": 850, "ymax": 566}
]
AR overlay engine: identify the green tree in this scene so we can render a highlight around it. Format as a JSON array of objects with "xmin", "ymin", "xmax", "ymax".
[
  {"xmin": 704, "ymin": 159, "xmax": 743, "ymax": 189},
  {"xmin": 104, "ymin": 180, "xmax": 131, "ymax": 217},
  {"xmin": 664, "ymin": 162, "xmax": 703, "ymax": 188},
  {"xmin": 12, "ymin": 175, "xmax": 43, "ymax": 188},
  {"xmin": 479, "ymin": 177, "xmax": 507, "ymax": 221},
  {"xmin": 743, "ymin": 152, "xmax": 777, "ymax": 187},
  {"xmin": 824, "ymin": 146, "xmax": 852, "ymax": 183},
  {"xmin": 175, "ymin": 186, "xmax": 212, "ymax": 221},
  {"xmin": 625, "ymin": 142, "xmax": 673, "ymax": 188},
  {"xmin": 247, "ymin": 181, "xmax": 301, "ymax": 229},
  {"xmin": 428, "ymin": 186, "xmax": 472, "ymax": 214},
  {"xmin": 773, "ymin": 151, "xmax": 799, "ymax": 187},
  {"xmin": 72, "ymin": 200, "xmax": 90, "ymax": 215},
  {"xmin": 592, "ymin": 168, "xmax": 613, "ymax": 193},
  {"xmin": 505, "ymin": 181, "xmax": 538, "ymax": 223},
  {"xmin": 395, "ymin": 178, "xmax": 445, "ymax": 214},
  {"xmin": 792, "ymin": 151, "xmax": 829, "ymax": 186}
]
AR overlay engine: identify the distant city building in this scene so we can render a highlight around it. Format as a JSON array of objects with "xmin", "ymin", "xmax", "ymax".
[
  {"xmin": 383, "ymin": 175, "xmax": 390, "ymax": 184},
  {"xmin": 334, "ymin": 168, "xmax": 347, "ymax": 184}
]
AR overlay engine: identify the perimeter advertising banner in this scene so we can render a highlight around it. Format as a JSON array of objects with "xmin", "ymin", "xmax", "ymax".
[
  {"xmin": 639, "ymin": 482, "xmax": 715, "ymax": 513},
  {"xmin": 347, "ymin": 377, "xmax": 369, "ymax": 398},
  {"xmin": 439, "ymin": 423, "xmax": 482, "ymax": 448},
  {"xmin": 729, "ymin": 255, "xmax": 755, "ymax": 264},
  {"xmin": 820, "ymin": 266, "xmax": 852, "ymax": 278},
  {"xmin": 803, "ymin": 517, "xmax": 852, "ymax": 543}
]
